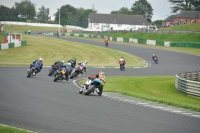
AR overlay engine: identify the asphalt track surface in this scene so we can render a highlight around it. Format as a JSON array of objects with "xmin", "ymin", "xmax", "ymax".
[{"xmin": 0, "ymin": 33, "xmax": 200, "ymax": 133}]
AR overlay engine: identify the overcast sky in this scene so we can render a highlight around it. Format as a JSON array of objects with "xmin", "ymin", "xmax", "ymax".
[{"xmin": 1, "ymin": 0, "xmax": 173, "ymax": 21}]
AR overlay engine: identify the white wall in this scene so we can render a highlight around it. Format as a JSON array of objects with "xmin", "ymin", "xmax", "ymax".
[{"xmin": 89, "ymin": 22, "xmax": 148, "ymax": 31}]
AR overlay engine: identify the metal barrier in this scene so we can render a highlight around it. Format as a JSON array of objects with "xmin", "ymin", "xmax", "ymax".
[{"xmin": 175, "ymin": 71, "xmax": 200, "ymax": 96}]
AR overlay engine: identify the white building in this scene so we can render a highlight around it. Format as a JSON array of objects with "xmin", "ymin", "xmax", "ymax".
[{"xmin": 88, "ymin": 13, "xmax": 150, "ymax": 31}]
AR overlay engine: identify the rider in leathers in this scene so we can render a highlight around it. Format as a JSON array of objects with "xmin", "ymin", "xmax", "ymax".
[
  {"xmin": 28, "ymin": 57, "xmax": 43, "ymax": 75},
  {"xmin": 79, "ymin": 71, "xmax": 106, "ymax": 96},
  {"xmin": 67, "ymin": 58, "xmax": 76, "ymax": 68},
  {"xmin": 76, "ymin": 60, "xmax": 87, "ymax": 77},
  {"xmin": 61, "ymin": 62, "xmax": 73, "ymax": 81}
]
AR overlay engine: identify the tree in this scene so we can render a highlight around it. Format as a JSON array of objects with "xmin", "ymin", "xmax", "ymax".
[
  {"xmin": 36, "ymin": 5, "xmax": 50, "ymax": 23},
  {"xmin": 168, "ymin": 0, "xmax": 200, "ymax": 13},
  {"xmin": 111, "ymin": 7, "xmax": 131, "ymax": 15},
  {"xmin": 152, "ymin": 20, "xmax": 162, "ymax": 28},
  {"xmin": 130, "ymin": 0, "xmax": 153, "ymax": 23},
  {"xmin": 15, "ymin": 0, "xmax": 36, "ymax": 20}
]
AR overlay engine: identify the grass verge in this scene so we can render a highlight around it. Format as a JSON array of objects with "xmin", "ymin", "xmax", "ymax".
[
  {"xmin": 0, "ymin": 35, "xmax": 144, "ymax": 67},
  {"xmin": 69, "ymin": 36, "xmax": 200, "ymax": 56},
  {"xmin": 0, "ymin": 124, "xmax": 34, "ymax": 133},
  {"xmin": 80, "ymin": 76, "xmax": 200, "ymax": 112}
]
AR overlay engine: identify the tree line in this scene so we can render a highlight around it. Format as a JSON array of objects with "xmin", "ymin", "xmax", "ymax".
[{"xmin": 0, "ymin": 0, "xmax": 199, "ymax": 28}]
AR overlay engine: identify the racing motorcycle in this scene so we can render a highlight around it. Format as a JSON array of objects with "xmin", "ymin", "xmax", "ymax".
[
  {"xmin": 105, "ymin": 40, "xmax": 108, "ymax": 46},
  {"xmin": 120, "ymin": 63, "xmax": 125, "ymax": 71},
  {"xmin": 27, "ymin": 67, "xmax": 38, "ymax": 78},
  {"xmin": 48, "ymin": 65, "xmax": 58, "ymax": 76},
  {"xmin": 53, "ymin": 67, "xmax": 67, "ymax": 82},
  {"xmin": 153, "ymin": 57, "xmax": 158, "ymax": 64},
  {"xmin": 69, "ymin": 67, "xmax": 82, "ymax": 79},
  {"xmin": 80, "ymin": 77, "xmax": 105, "ymax": 96}
]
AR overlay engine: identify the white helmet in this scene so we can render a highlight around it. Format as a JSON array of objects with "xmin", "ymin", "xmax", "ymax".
[
  {"xmin": 61, "ymin": 60, "xmax": 64, "ymax": 63},
  {"xmin": 99, "ymin": 71, "xmax": 104, "ymax": 75},
  {"xmin": 84, "ymin": 60, "xmax": 88, "ymax": 64},
  {"xmin": 39, "ymin": 57, "xmax": 43, "ymax": 61}
]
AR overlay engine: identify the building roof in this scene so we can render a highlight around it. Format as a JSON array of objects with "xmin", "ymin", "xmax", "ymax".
[
  {"xmin": 89, "ymin": 13, "xmax": 150, "ymax": 25},
  {"xmin": 163, "ymin": 15, "xmax": 177, "ymax": 22},
  {"xmin": 176, "ymin": 11, "xmax": 200, "ymax": 19}
]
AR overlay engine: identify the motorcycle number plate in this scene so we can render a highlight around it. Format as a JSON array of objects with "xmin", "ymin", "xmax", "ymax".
[{"xmin": 61, "ymin": 70, "xmax": 66, "ymax": 74}]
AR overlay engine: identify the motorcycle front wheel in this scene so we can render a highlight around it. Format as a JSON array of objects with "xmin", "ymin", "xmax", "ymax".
[
  {"xmin": 27, "ymin": 69, "xmax": 34, "ymax": 78},
  {"xmin": 54, "ymin": 73, "xmax": 62, "ymax": 82},
  {"xmin": 84, "ymin": 85, "xmax": 96, "ymax": 95}
]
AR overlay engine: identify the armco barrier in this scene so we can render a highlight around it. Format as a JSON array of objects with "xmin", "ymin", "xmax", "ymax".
[{"xmin": 175, "ymin": 71, "xmax": 200, "ymax": 96}]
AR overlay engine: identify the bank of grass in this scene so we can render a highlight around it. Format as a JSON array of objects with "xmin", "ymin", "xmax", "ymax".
[
  {"xmin": 97, "ymin": 32, "xmax": 200, "ymax": 42},
  {"xmin": 3, "ymin": 24, "xmax": 58, "ymax": 33},
  {"xmin": 0, "ymin": 124, "xmax": 34, "ymax": 133},
  {"xmin": 0, "ymin": 35, "xmax": 144, "ymax": 67},
  {"xmin": 159, "ymin": 23, "xmax": 200, "ymax": 31},
  {"xmin": 80, "ymin": 76, "xmax": 200, "ymax": 111},
  {"xmin": 71, "ymin": 36, "xmax": 200, "ymax": 56}
]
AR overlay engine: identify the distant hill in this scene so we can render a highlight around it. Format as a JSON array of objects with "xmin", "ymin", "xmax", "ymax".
[{"xmin": 159, "ymin": 23, "xmax": 200, "ymax": 31}]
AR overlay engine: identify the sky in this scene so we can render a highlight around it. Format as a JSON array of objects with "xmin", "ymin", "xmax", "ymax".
[{"xmin": 1, "ymin": 0, "xmax": 173, "ymax": 21}]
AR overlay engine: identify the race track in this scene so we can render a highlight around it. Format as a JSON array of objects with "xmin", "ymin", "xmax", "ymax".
[{"xmin": 0, "ymin": 35, "xmax": 200, "ymax": 133}]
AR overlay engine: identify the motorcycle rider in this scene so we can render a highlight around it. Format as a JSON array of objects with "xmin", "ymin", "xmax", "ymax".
[
  {"xmin": 152, "ymin": 54, "xmax": 158, "ymax": 61},
  {"xmin": 119, "ymin": 56, "xmax": 126, "ymax": 67},
  {"xmin": 57, "ymin": 31, "xmax": 59, "ymax": 37},
  {"xmin": 76, "ymin": 60, "xmax": 88, "ymax": 77},
  {"xmin": 79, "ymin": 71, "xmax": 106, "ymax": 96},
  {"xmin": 61, "ymin": 62, "xmax": 73, "ymax": 81},
  {"xmin": 67, "ymin": 58, "xmax": 76, "ymax": 68},
  {"xmin": 28, "ymin": 57, "xmax": 43, "ymax": 75},
  {"xmin": 51, "ymin": 60, "xmax": 64, "ymax": 70},
  {"xmin": 105, "ymin": 38, "xmax": 108, "ymax": 44}
]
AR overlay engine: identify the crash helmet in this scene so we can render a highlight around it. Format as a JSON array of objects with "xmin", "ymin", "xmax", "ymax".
[
  {"xmin": 39, "ymin": 57, "xmax": 43, "ymax": 61},
  {"xmin": 84, "ymin": 60, "xmax": 88, "ymax": 64},
  {"xmin": 99, "ymin": 71, "xmax": 104, "ymax": 75},
  {"xmin": 67, "ymin": 62, "xmax": 71, "ymax": 66},
  {"xmin": 61, "ymin": 60, "xmax": 64, "ymax": 63}
]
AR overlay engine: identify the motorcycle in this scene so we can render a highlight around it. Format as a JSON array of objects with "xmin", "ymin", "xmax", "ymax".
[
  {"xmin": 120, "ymin": 63, "xmax": 125, "ymax": 71},
  {"xmin": 48, "ymin": 65, "xmax": 58, "ymax": 76},
  {"xmin": 27, "ymin": 67, "xmax": 37, "ymax": 78},
  {"xmin": 53, "ymin": 67, "xmax": 67, "ymax": 82},
  {"xmin": 69, "ymin": 67, "xmax": 82, "ymax": 79},
  {"xmin": 80, "ymin": 78, "xmax": 104, "ymax": 96},
  {"xmin": 105, "ymin": 40, "xmax": 108, "ymax": 46},
  {"xmin": 153, "ymin": 57, "xmax": 158, "ymax": 64}
]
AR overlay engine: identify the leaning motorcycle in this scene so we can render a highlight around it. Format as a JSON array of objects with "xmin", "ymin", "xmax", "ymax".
[
  {"xmin": 70, "ymin": 67, "xmax": 82, "ymax": 79},
  {"xmin": 27, "ymin": 67, "xmax": 38, "ymax": 78},
  {"xmin": 53, "ymin": 67, "xmax": 67, "ymax": 82},
  {"xmin": 153, "ymin": 57, "xmax": 158, "ymax": 64},
  {"xmin": 80, "ymin": 78, "xmax": 106, "ymax": 96},
  {"xmin": 48, "ymin": 65, "xmax": 58, "ymax": 76}
]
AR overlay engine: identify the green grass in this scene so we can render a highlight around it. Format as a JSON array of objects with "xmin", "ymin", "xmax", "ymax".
[
  {"xmin": 3, "ymin": 24, "xmax": 59, "ymax": 33},
  {"xmin": 80, "ymin": 76, "xmax": 200, "ymax": 111},
  {"xmin": 159, "ymin": 23, "xmax": 200, "ymax": 31},
  {"xmin": 97, "ymin": 32, "xmax": 200, "ymax": 43},
  {"xmin": 0, "ymin": 35, "xmax": 144, "ymax": 67},
  {"xmin": 0, "ymin": 124, "xmax": 34, "ymax": 133},
  {"xmin": 71, "ymin": 36, "xmax": 200, "ymax": 56},
  {"xmin": 0, "ymin": 31, "xmax": 6, "ymax": 44}
]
